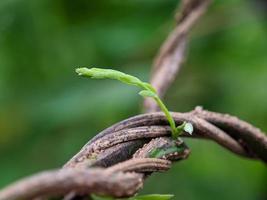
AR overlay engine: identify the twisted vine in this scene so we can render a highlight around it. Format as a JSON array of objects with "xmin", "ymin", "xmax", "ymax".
[{"xmin": 0, "ymin": 0, "xmax": 266, "ymax": 200}]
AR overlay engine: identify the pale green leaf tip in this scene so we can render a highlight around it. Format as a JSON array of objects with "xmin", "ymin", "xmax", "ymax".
[
  {"xmin": 133, "ymin": 194, "xmax": 174, "ymax": 200},
  {"xmin": 75, "ymin": 67, "xmax": 88, "ymax": 76},
  {"xmin": 184, "ymin": 122, "xmax": 193, "ymax": 135}
]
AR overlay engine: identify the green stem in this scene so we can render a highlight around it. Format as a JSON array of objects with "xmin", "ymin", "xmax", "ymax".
[
  {"xmin": 154, "ymin": 95, "xmax": 178, "ymax": 139},
  {"xmin": 75, "ymin": 67, "xmax": 186, "ymax": 139}
]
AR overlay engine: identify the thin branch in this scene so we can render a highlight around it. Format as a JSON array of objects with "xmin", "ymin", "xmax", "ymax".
[
  {"xmin": 0, "ymin": 169, "xmax": 143, "ymax": 200},
  {"xmin": 90, "ymin": 126, "xmax": 174, "ymax": 153},
  {"xmin": 189, "ymin": 116, "xmax": 249, "ymax": 157},
  {"xmin": 106, "ymin": 158, "xmax": 171, "ymax": 174},
  {"xmin": 2, "ymin": 108, "xmax": 266, "ymax": 200},
  {"xmin": 192, "ymin": 106, "xmax": 267, "ymax": 161},
  {"xmin": 144, "ymin": 0, "xmax": 211, "ymax": 112},
  {"xmin": 65, "ymin": 108, "xmax": 267, "ymax": 168},
  {"xmin": 65, "ymin": 140, "xmax": 149, "ymax": 169},
  {"xmin": 64, "ymin": 125, "xmax": 197, "ymax": 168}
]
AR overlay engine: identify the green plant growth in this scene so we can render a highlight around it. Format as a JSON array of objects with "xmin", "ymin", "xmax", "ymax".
[
  {"xmin": 91, "ymin": 194, "xmax": 174, "ymax": 200},
  {"xmin": 76, "ymin": 67, "xmax": 193, "ymax": 139}
]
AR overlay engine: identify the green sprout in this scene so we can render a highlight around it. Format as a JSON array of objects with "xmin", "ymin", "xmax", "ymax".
[
  {"xmin": 76, "ymin": 67, "xmax": 193, "ymax": 139},
  {"xmin": 91, "ymin": 194, "xmax": 174, "ymax": 200}
]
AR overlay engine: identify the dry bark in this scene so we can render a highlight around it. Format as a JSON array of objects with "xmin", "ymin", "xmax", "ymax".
[{"xmin": 0, "ymin": 0, "xmax": 266, "ymax": 200}]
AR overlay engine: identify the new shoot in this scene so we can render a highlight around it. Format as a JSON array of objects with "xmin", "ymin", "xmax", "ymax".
[{"xmin": 76, "ymin": 67, "xmax": 193, "ymax": 139}]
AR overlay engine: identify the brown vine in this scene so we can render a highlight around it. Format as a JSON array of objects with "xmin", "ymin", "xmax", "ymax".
[{"xmin": 0, "ymin": 0, "xmax": 266, "ymax": 200}]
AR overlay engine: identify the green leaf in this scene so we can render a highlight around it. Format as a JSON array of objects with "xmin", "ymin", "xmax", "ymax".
[
  {"xmin": 176, "ymin": 122, "xmax": 193, "ymax": 135},
  {"xmin": 76, "ymin": 67, "xmax": 143, "ymax": 87},
  {"xmin": 91, "ymin": 194, "xmax": 114, "ymax": 200},
  {"xmin": 139, "ymin": 90, "xmax": 157, "ymax": 98},
  {"xmin": 75, "ymin": 67, "xmax": 182, "ymax": 138},
  {"xmin": 184, "ymin": 122, "xmax": 193, "ymax": 135},
  {"xmin": 91, "ymin": 194, "xmax": 174, "ymax": 200},
  {"xmin": 132, "ymin": 194, "xmax": 174, "ymax": 200}
]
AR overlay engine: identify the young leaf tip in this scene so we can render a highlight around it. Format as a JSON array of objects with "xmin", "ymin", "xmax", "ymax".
[
  {"xmin": 133, "ymin": 194, "xmax": 174, "ymax": 200},
  {"xmin": 184, "ymin": 122, "xmax": 193, "ymax": 135},
  {"xmin": 75, "ymin": 67, "xmax": 179, "ymax": 139},
  {"xmin": 75, "ymin": 67, "xmax": 88, "ymax": 76}
]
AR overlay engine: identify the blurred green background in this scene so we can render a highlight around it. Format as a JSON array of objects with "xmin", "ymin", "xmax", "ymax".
[{"xmin": 0, "ymin": 0, "xmax": 266, "ymax": 199}]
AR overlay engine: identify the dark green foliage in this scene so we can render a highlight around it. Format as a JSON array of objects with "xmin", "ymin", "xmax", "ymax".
[{"xmin": 0, "ymin": 0, "xmax": 266, "ymax": 200}]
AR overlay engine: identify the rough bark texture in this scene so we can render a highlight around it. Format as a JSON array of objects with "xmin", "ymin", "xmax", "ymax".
[
  {"xmin": 0, "ymin": 169, "xmax": 143, "ymax": 200},
  {"xmin": 0, "ymin": 0, "xmax": 266, "ymax": 200},
  {"xmin": 144, "ymin": 0, "xmax": 211, "ymax": 112}
]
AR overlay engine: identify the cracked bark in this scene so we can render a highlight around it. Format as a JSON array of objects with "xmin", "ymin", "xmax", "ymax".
[{"xmin": 0, "ymin": 0, "xmax": 266, "ymax": 200}]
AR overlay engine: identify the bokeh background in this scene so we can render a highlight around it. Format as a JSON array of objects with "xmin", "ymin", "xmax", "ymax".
[{"xmin": 0, "ymin": 0, "xmax": 266, "ymax": 199}]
